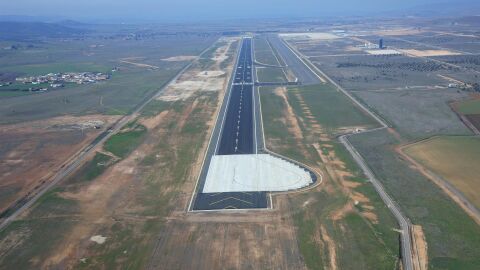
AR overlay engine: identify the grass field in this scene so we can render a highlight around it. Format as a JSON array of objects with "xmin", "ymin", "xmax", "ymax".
[
  {"xmin": 0, "ymin": 34, "xmax": 216, "ymax": 124},
  {"xmin": 253, "ymin": 37, "xmax": 280, "ymax": 66},
  {"xmin": 259, "ymin": 87, "xmax": 307, "ymax": 161},
  {"xmin": 456, "ymin": 98, "xmax": 480, "ymax": 114},
  {"xmin": 0, "ymin": 67, "xmax": 180, "ymax": 124},
  {"xmin": 349, "ymin": 130, "xmax": 480, "ymax": 269},
  {"xmin": 288, "ymin": 84, "xmax": 379, "ymax": 134},
  {"xmin": 0, "ymin": 90, "xmax": 33, "ymax": 98},
  {"xmin": 353, "ymin": 89, "xmax": 471, "ymax": 139},
  {"xmin": 256, "ymin": 67, "xmax": 287, "ymax": 83},
  {"xmin": 72, "ymin": 152, "xmax": 116, "ymax": 183},
  {"xmin": 260, "ymin": 86, "xmax": 399, "ymax": 269},
  {"xmin": 404, "ymin": 136, "xmax": 480, "ymax": 209},
  {"xmin": 104, "ymin": 123, "xmax": 147, "ymax": 158}
]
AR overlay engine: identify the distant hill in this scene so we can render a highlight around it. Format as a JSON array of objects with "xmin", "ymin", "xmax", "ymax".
[
  {"xmin": 0, "ymin": 21, "xmax": 86, "ymax": 41},
  {"xmin": 0, "ymin": 15, "xmax": 65, "ymax": 23},
  {"xmin": 454, "ymin": 15, "xmax": 480, "ymax": 26},
  {"xmin": 56, "ymin": 19, "xmax": 92, "ymax": 29}
]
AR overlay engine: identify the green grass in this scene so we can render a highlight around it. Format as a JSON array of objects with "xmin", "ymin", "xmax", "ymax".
[
  {"xmin": 253, "ymin": 37, "xmax": 280, "ymax": 66},
  {"xmin": 104, "ymin": 124, "xmax": 147, "ymax": 158},
  {"xmin": 0, "ymin": 187, "xmax": 79, "ymax": 268},
  {"xmin": 330, "ymin": 142, "xmax": 364, "ymax": 176},
  {"xmin": 431, "ymin": 257, "xmax": 480, "ymax": 270},
  {"xmin": 259, "ymin": 87, "xmax": 307, "ymax": 162},
  {"xmin": 141, "ymin": 100, "xmax": 172, "ymax": 117},
  {"xmin": 260, "ymin": 84, "xmax": 400, "ymax": 270},
  {"xmin": 456, "ymin": 98, "xmax": 480, "ymax": 115},
  {"xmin": 76, "ymin": 222, "xmax": 153, "ymax": 270},
  {"xmin": 338, "ymin": 213, "xmax": 397, "ymax": 269},
  {"xmin": 0, "ymin": 218, "xmax": 77, "ymax": 269},
  {"xmin": 29, "ymin": 187, "xmax": 79, "ymax": 218},
  {"xmin": 0, "ymin": 67, "xmax": 182, "ymax": 124},
  {"xmin": 0, "ymin": 62, "xmax": 112, "ymax": 76},
  {"xmin": 256, "ymin": 67, "xmax": 287, "ymax": 83},
  {"xmin": 72, "ymin": 152, "xmax": 115, "ymax": 183},
  {"xmin": 0, "ymin": 91, "xmax": 33, "ymax": 98},
  {"xmin": 293, "ymin": 210, "xmax": 325, "ymax": 269},
  {"xmin": 288, "ymin": 84, "xmax": 379, "ymax": 134}
]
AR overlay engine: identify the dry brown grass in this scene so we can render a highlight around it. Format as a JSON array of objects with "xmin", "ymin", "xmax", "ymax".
[{"xmin": 403, "ymin": 136, "xmax": 480, "ymax": 210}]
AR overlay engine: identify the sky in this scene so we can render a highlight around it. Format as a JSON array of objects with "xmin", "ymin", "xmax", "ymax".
[{"xmin": 0, "ymin": 0, "xmax": 476, "ymax": 22}]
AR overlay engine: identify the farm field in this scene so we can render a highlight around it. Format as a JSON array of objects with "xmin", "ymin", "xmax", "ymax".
[
  {"xmin": 353, "ymin": 88, "xmax": 471, "ymax": 139},
  {"xmin": 349, "ymin": 130, "xmax": 480, "ymax": 269},
  {"xmin": 404, "ymin": 136, "xmax": 480, "ymax": 209}
]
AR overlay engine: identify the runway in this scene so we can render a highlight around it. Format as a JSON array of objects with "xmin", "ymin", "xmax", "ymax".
[
  {"xmin": 192, "ymin": 38, "xmax": 268, "ymax": 210},
  {"xmin": 190, "ymin": 37, "xmax": 317, "ymax": 211},
  {"xmin": 217, "ymin": 38, "xmax": 255, "ymax": 154}
]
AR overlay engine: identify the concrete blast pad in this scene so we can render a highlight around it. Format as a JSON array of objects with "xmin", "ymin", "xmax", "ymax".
[{"xmin": 202, "ymin": 154, "xmax": 313, "ymax": 193}]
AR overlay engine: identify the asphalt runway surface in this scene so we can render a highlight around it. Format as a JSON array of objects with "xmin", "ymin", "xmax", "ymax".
[
  {"xmin": 267, "ymin": 35, "xmax": 321, "ymax": 85},
  {"xmin": 217, "ymin": 38, "xmax": 255, "ymax": 155},
  {"xmin": 216, "ymin": 84, "xmax": 254, "ymax": 155},
  {"xmin": 192, "ymin": 38, "xmax": 268, "ymax": 210}
]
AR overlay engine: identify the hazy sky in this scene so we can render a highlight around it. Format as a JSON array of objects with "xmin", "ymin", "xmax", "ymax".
[{"xmin": 0, "ymin": 0, "xmax": 473, "ymax": 22}]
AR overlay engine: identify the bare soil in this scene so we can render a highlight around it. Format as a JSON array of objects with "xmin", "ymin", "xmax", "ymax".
[
  {"xmin": 158, "ymin": 38, "xmax": 238, "ymax": 101},
  {"xmin": 119, "ymin": 59, "xmax": 159, "ymax": 69},
  {"xmin": 148, "ymin": 201, "xmax": 307, "ymax": 270},
  {"xmin": 320, "ymin": 225, "xmax": 338, "ymax": 270},
  {"xmin": 373, "ymin": 29, "xmax": 425, "ymax": 36},
  {"xmin": 412, "ymin": 225, "xmax": 428, "ymax": 270},
  {"xmin": 161, "ymin": 56, "xmax": 198, "ymax": 62},
  {"xmin": 274, "ymin": 87, "xmax": 304, "ymax": 140},
  {"xmin": 402, "ymin": 49, "xmax": 462, "ymax": 57},
  {"xmin": 0, "ymin": 114, "xmax": 119, "ymax": 214}
]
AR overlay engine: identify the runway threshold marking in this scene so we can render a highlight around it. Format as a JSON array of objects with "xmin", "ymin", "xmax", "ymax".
[{"xmin": 209, "ymin": 196, "xmax": 255, "ymax": 206}]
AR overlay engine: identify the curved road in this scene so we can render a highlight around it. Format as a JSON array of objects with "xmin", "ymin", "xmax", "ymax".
[{"xmin": 340, "ymin": 134, "xmax": 413, "ymax": 270}]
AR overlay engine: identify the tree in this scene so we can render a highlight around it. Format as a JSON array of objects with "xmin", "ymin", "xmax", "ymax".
[{"xmin": 472, "ymin": 83, "xmax": 480, "ymax": 92}]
